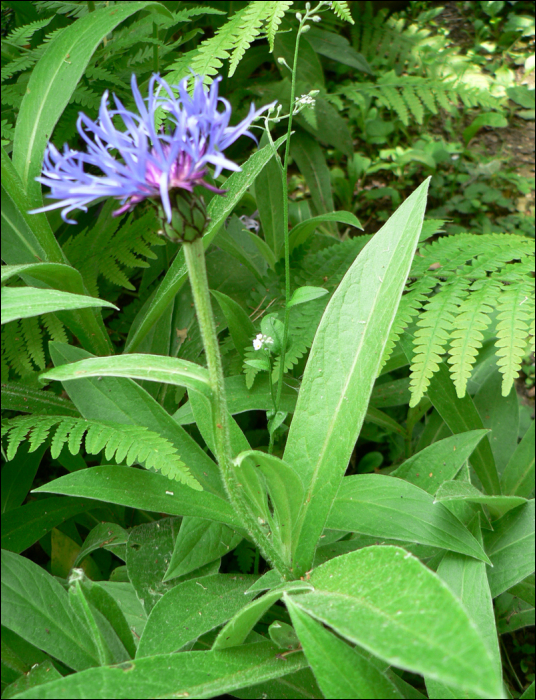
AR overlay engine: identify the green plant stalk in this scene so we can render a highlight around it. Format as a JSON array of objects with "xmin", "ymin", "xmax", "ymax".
[{"xmin": 183, "ymin": 238, "xmax": 293, "ymax": 579}]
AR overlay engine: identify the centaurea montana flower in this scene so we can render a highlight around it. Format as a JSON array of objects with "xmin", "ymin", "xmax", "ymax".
[{"xmin": 29, "ymin": 74, "xmax": 275, "ymax": 225}]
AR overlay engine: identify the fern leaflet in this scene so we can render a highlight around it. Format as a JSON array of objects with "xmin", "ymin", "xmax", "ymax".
[{"xmin": 2, "ymin": 416, "xmax": 200, "ymax": 489}]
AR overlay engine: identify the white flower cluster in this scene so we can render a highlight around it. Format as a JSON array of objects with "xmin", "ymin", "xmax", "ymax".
[
  {"xmin": 295, "ymin": 94, "xmax": 316, "ymax": 107},
  {"xmin": 253, "ymin": 333, "xmax": 274, "ymax": 351}
]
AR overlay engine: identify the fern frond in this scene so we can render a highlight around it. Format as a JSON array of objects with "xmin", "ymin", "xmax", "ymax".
[
  {"xmin": 402, "ymin": 84, "xmax": 424, "ymax": 124},
  {"xmin": 3, "ymin": 17, "xmax": 53, "ymax": 47},
  {"xmin": 495, "ymin": 283, "xmax": 533, "ymax": 396},
  {"xmin": 409, "ymin": 280, "xmax": 467, "ymax": 406},
  {"xmin": 84, "ymin": 65, "xmax": 129, "ymax": 89},
  {"xmin": 228, "ymin": 3, "xmax": 268, "ymax": 77},
  {"xmin": 265, "ymin": 1, "xmax": 292, "ymax": 52},
  {"xmin": 416, "ymin": 84, "xmax": 437, "ymax": 114},
  {"xmin": 71, "ymin": 86, "xmax": 101, "ymax": 109},
  {"xmin": 20, "ymin": 317, "xmax": 45, "ymax": 370},
  {"xmin": 330, "ymin": 1, "xmax": 354, "ymax": 24},
  {"xmin": 1, "ymin": 54, "xmax": 40, "ymax": 82},
  {"xmin": 379, "ymin": 277, "xmax": 436, "ymax": 372},
  {"xmin": 62, "ymin": 206, "xmax": 163, "ymax": 295},
  {"xmin": 395, "ymin": 232, "xmax": 534, "ymax": 404},
  {"xmin": 36, "ymin": 1, "xmax": 105, "ymax": 18},
  {"xmin": 191, "ymin": 7, "xmax": 247, "ymax": 80},
  {"xmin": 1, "ymin": 120, "xmax": 15, "ymax": 143},
  {"xmin": 2, "ymin": 416, "xmax": 199, "ymax": 488},
  {"xmin": 2, "ymin": 320, "xmax": 36, "ymax": 377},
  {"xmin": 379, "ymin": 86, "xmax": 409, "ymax": 125},
  {"xmin": 1, "ymin": 85, "xmax": 24, "ymax": 108},
  {"xmin": 41, "ymin": 314, "xmax": 68, "ymax": 344},
  {"xmin": 447, "ymin": 282, "xmax": 500, "ymax": 398}
]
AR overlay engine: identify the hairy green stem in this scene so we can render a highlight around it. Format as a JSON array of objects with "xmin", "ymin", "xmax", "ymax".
[{"xmin": 183, "ymin": 238, "xmax": 293, "ymax": 579}]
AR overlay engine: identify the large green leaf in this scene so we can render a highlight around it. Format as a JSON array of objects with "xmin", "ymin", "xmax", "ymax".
[
  {"xmin": 125, "ymin": 136, "xmax": 286, "ymax": 354},
  {"xmin": 426, "ymin": 518, "xmax": 501, "ymax": 700},
  {"xmin": 1, "ymin": 381, "xmax": 79, "ymax": 417},
  {"xmin": 1, "ymin": 287, "xmax": 117, "ymax": 325},
  {"xmin": 485, "ymin": 500, "xmax": 535, "ymax": 598},
  {"xmin": 434, "ymin": 480, "xmax": 527, "ymax": 518},
  {"xmin": 12, "ymin": 641, "xmax": 308, "ymax": 699},
  {"xmin": 213, "ymin": 581, "xmax": 314, "ymax": 650},
  {"xmin": 1, "ymin": 263, "xmax": 80, "ymax": 286},
  {"xmin": 12, "ymin": 2, "xmax": 171, "ymax": 203},
  {"xmin": 1, "ymin": 146, "xmax": 63, "ymax": 264},
  {"xmin": 286, "ymin": 546, "xmax": 504, "ymax": 698},
  {"xmin": 327, "ymin": 474, "xmax": 492, "ymax": 564},
  {"xmin": 287, "ymin": 600, "xmax": 403, "ymax": 699},
  {"xmin": 473, "ymin": 371, "xmax": 519, "ymax": 474},
  {"xmin": 288, "ymin": 211, "xmax": 363, "ymax": 254},
  {"xmin": 255, "ymin": 134, "xmax": 285, "ymax": 257},
  {"xmin": 1, "ymin": 550, "xmax": 98, "ymax": 672},
  {"xmin": 1, "ymin": 496, "xmax": 98, "ymax": 553},
  {"xmin": 501, "ymin": 420, "xmax": 535, "ymax": 497},
  {"xmin": 137, "ymin": 574, "xmax": 256, "ymax": 657},
  {"xmin": 400, "ymin": 336, "xmax": 501, "ymax": 495},
  {"xmin": 234, "ymin": 450, "xmax": 304, "ymax": 567},
  {"xmin": 33, "ymin": 467, "xmax": 241, "ymax": 528},
  {"xmin": 391, "ymin": 430, "xmax": 490, "ymax": 494},
  {"xmin": 40, "ymin": 354, "xmax": 212, "ymax": 398},
  {"xmin": 284, "ymin": 179, "xmax": 430, "ymax": 577},
  {"xmin": 48, "ymin": 342, "xmax": 220, "ymax": 495},
  {"xmin": 211, "ymin": 290, "xmax": 256, "ymax": 360},
  {"xmin": 163, "ymin": 517, "xmax": 242, "ymax": 580},
  {"xmin": 290, "ymin": 132, "xmax": 335, "ymax": 224}
]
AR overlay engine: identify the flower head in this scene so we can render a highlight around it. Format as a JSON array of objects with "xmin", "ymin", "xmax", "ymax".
[
  {"xmin": 29, "ymin": 74, "xmax": 275, "ymax": 224},
  {"xmin": 253, "ymin": 333, "xmax": 274, "ymax": 351}
]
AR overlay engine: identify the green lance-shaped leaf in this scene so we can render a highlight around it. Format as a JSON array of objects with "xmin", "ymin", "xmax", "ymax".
[
  {"xmin": 40, "ymin": 354, "xmax": 212, "ymax": 398},
  {"xmin": 285, "ymin": 546, "xmax": 504, "ymax": 699},
  {"xmin": 8, "ymin": 641, "xmax": 309, "ymax": 699},
  {"xmin": 1, "ymin": 287, "xmax": 117, "ymax": 325},
  {"xmin": 284, "ymin": 179, "xmax": 430, "ymax": 577},
  {"xmin": 287, "ymin": 599, "xmax": 403, "ymax": 699},
  {"xmin": 2, "ymin": 550, "xmax": 98, "ymax": 672}
]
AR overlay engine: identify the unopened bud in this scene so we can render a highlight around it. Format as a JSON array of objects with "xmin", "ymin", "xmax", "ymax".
[
  {"xmin": 312, "ymin": 15, "xmax": 322, "ymax": 22},
  {"xmin": 277, "ymin": 56, "xmax": 291, "ymax": 71},
  {"xmin": 296, "ymin": 12, "xmax": 303, "ymax": 21},
  {"xmin": 300, "ymin": 24, "xmax": 311, "ymax": 33}
]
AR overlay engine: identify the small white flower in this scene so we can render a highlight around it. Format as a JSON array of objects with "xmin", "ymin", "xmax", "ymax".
[{"xmin": 253, "ymin": 333, "xmax": 274, "ymax": 351}]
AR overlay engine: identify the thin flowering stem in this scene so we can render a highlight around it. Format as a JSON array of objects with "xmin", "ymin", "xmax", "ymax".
[
  {"xmin": 270, "ymin": 17, "xmax": 304, "ymax": 452},
  {"xmin": 269, "ymin": 2, "xmax": 328, "ymax": 454},
  {"xmin": 184, "ymin": 238, "xmax": 293, "ymax": 580}
]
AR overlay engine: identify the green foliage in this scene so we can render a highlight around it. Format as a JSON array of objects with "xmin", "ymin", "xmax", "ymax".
[
  {"xmin": 381, "ymin": 233, "xmax": 534, "ymax": 404},
  {"xmin": 62, "ymin": 202, "xmax": 165, "ymax": 295},
  {"xmin": 1, "ymin": 1, "xmax": 534, "ymax": 698},
  {"xmin": 190, "ymin": 1, "xmax": 290, "ymax": 80},
  {"xmin": 342, "ymin": 74, "xmax": 497, "ymax": 127},
  {"xmin": 1, "ymin": 315, "xmax": 66, "ymax": 382},
  {"xmin": 2, "ymin": 414, "xmax": 192, "ymax": 484}
]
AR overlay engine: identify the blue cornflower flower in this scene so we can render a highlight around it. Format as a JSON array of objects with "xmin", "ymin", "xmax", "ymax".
[{"xmin": 29, "ymin": 73, "xmax": 275, "ymax": 224}]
